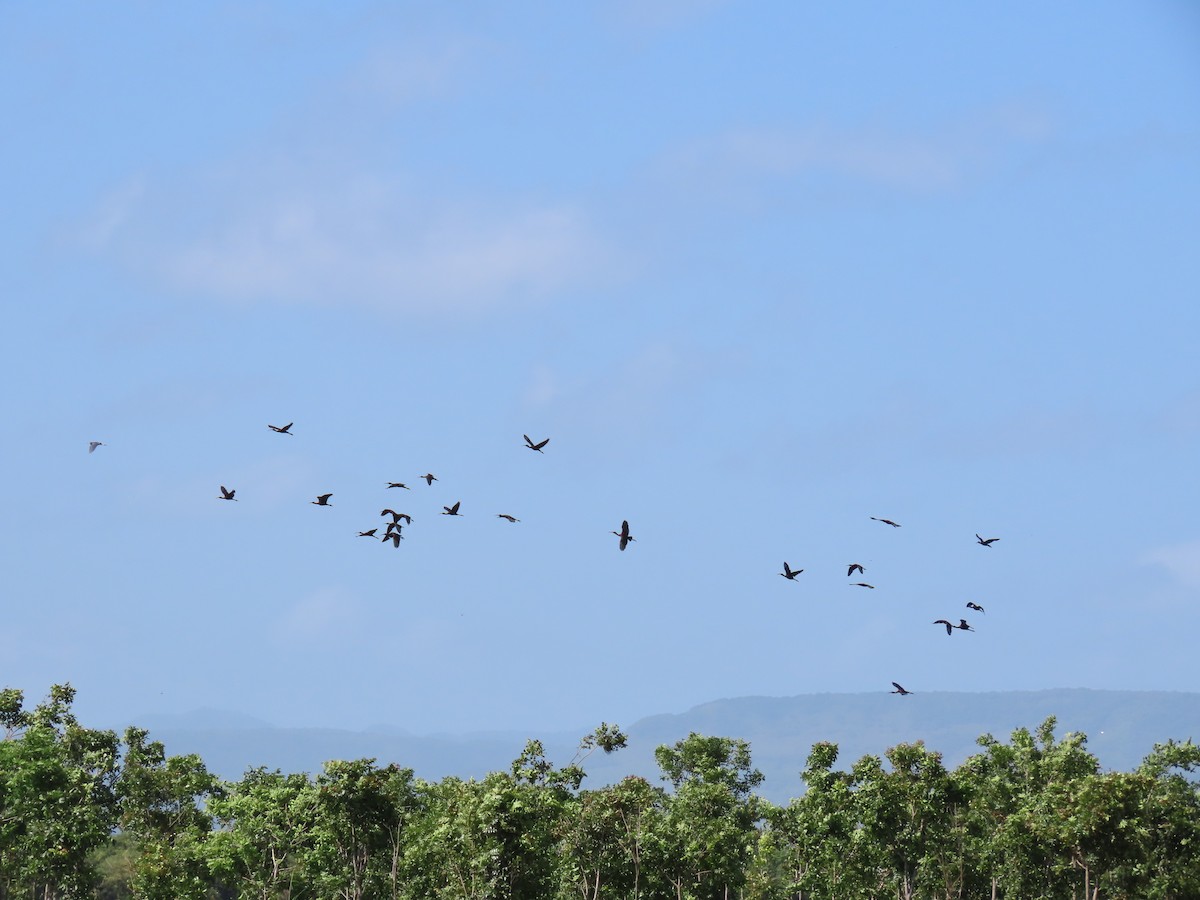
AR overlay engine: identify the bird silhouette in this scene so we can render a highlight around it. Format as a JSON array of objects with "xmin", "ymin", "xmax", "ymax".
[
  {"xmin": 421, "ymin": 473, "xmax": 437, "ymax": 485},
  {"xmin": 312, "ymin": 493, "xmax": 333, "ymax": 506},
  {"xmin": 780, "ymin": 562, "xmax": 803, "ymax": 580},
  {"xmin": 891, "ymin": 682, "xmax": 912, "ymax": 695},
  {"xmin": 848, "ymin": 563, "xmax": 865, "ymax": 577},
  {"xmin": 966, "ymin": 602, "xmax": 986, "ymax": 614},
  {"xmin": 933, "ymin": 619, "xmax": 955, "ymax": 635},
  {"xmin": 383, "ymin": 532, "xmax": 403, "ymax": 547},
  {"xmin": 496, "ymin": 514, "xmax": 520, "ymax": 523},
  {"xmin": 380, "ymin": 510, "xmax": 412, "ymax": 524},
  {"xmin": 386, "ymin": 482, "xmax": 410, "ymax": 490},
  {"xmin": 358, "ymin": 529, "xmax": 378, "ymax": 538},
  {"xmin": 957, "ymin": 618, "xmax": 975, "ymax": 631},
  {"xmin": 88, "ymin": 441, "xmax": 105, "ymax": 453},
  {"xmin": 442, "ymin": 501, "xmax": 461, "ymax": 516},
  {"xmin": 871, "ymin": 517, "xmax": 901, "ymax": 527},
  {"xmin": 268, "ymin": 423, "xmax": 293, "ymax": 434},
  {"xmin": 523, "ymin": 434, "xmax": 549, "ymax": 453},
  {"xmin": 612, "ymin": 520, "xmax": 635, "ymax": 551},
  {"xmin": 218, "ymin": 486, "xmax": 237, "ymax": 501},
  {"xmin": 976, "ymin": 534, "xmax": 999, "ymax": 546},
  {"xmin": 851, "ymin": 582, "xmax": 875, "ymax": 589}
]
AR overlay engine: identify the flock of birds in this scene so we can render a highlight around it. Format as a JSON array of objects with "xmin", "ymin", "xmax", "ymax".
[
  {"xmin": 206, "ymin": 428, "xmax": 566, "ymax": 552},
  {"xmin": 776, "ymin": 515, "xmax": 1001, "ymax": 698},
  {"xmin": 89, "ymin": 427, "xmax": 1001, "ymax": 698}
]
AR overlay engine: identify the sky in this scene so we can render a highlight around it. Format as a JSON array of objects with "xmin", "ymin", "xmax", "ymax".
[{"xmin": 3, "ymin": 1, "xmax": 1199, "ymax": 737}]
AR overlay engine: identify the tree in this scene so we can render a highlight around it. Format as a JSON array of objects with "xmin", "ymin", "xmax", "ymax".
[
  {"xmin": 560, "ymin": 776, "xmax": 667, "ymax": 900},
  {"xmin": 116, "ymin": 727, "xmax": 221, "ymax": 900},
  {"xmin": 654, "ymin": 734, "xmax": 765, "ymax": 900},
  {"xmin": 852, "ymin": 742, "xmax": 965, "ymax": 900},
  {"xmin": 763, "ymin": 742, "xmax": 881, "ymax": 900},
  {"xmin": 205, "ymin": 767, "xmax": 317, "ymax": 900},
  {"xmin": 302, "ymin": 759, "xmax": 417, "ymax": 900},
  {"xmin": 0, "ymin": 683, "xmax": 121, "ymax": 900}
]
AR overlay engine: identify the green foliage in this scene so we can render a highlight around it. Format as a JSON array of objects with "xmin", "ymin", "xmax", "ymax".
[
  {"xmin": 205, "ymin": 766, "xmax": 318, "ymax": 899},
  {"xmin": 3, "ymin": 689, "xmax": 1200, "ymax": 900},
  {"xmin": 117, "ymin": 726, "xmax": 222, "ymax": 900},
  {"xmin": 0, "ymin": 683, "xmax": 121, "ymax": 899}
]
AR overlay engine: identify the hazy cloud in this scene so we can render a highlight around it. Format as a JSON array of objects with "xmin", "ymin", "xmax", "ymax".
[
  {"xmin": 273, "ymin": 587, "xmax": 366, "ymax": 645},
  {"xmin": 1141, "ymin": 538, "xmax": 1200, "ymax": 589},
  {"xmin": 607, "ymin": 0, "xmax": 730, "ymax": 32},
  {"xmin": 82, "ymin": 167, "xmax": 607, "ymax": 317},
  {"xmin": 661, "ymin": 106, "xmax": 1053, "ymax": 197}
]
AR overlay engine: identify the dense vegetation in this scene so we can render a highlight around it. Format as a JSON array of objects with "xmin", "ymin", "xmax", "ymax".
[{"xmin": 2, "ymin": 685, "xmax": 1198, "ymax": 899}]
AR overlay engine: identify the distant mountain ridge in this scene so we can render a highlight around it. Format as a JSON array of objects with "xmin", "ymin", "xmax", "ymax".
[{"xmin": 136, "ymin": 689, "xmax": 1200, "ymax": 805}]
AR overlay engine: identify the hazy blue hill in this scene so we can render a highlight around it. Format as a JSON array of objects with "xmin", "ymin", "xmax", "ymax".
[{"xmin": 139, "ymin": 689, "xmax": 1200, "ymax": 805}]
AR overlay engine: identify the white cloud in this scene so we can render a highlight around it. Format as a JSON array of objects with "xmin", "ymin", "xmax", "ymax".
[
  {"xmin": 1141, "ymin": 539, "xmax": 1200, "ymax": 589},
  {"xmin": 83, "ymin": 167, "xmax": 608, "ymax": 317},
  {"xmin": 607, "ymin": 0, "xmax": 730, "ymax": 32},
  {"xmin": 661, "ymin": 107, "xmax": 1053, "ymax": 197},
  {"xmin": 273, "ymin": 586, "xmax": 365, "ymax": 645},
  {"xmin": 343, "ymin": 37, "xmax": 480, "ymax": 105}
]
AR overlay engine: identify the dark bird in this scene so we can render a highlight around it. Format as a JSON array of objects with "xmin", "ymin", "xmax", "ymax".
[
  {"xmin": 871, "ymin": 517, "xmax": 901, "ymax": 527},
  {"xmin": 851, "ymin": 582, "xmax": 875, "ymax": 589},
  {"xmin": 957, "ymin": 618, "xmax": 975, "ymax": 631},
  {"xmin": 383, "ymin": 532, "xmax": 403, "ymax": 548},
  {"xmin": 891, "ymin": 682, "xmax": 912, "ymax": 696},
  {"xmin": 386, "ymin": 482, "xmax": 410, "ymax": 490},
  {"xmin": 421, "ymin": 473, "xmax": 437, "ymax": 485},
  {"xmin": 380, "ymin": 510, "xmax": 412, "ymax": 524},
  {"xmin": 848, "ymin": 563, "xmax": 865, "ymax": 577},
  {"xmin": 523, "ymin": 434, "xmax": 549, "ymax": 453},
  {"xmin": 966, "ymin": 602, "xmax": 986, "ymax": 614},
  {"xmin": 358, "ymin": 529, "xmax": 378, "ymax": 538},
  {"xmin": 780, "ymin": 562, "xmax": 803, "ymax": 580},
  {"xmin": 497, "ymin": 514, "xmax": 520, "ymax": 523},
  {"xmin": 384, "ymin": 520, "xmax": 403, "ymax": 534},
  {"xmin": 312, "ymin": 493, "xmax": 333, "ymax": 506},
  {"xmin": 268, "ymin": 423, "xmax": 293, "ymax": 434},
  {"xmin": 933, "ymin": 619, "xmax": 955, "ymax": 635},
  {"xmin": 976, "ymin": 534, "xmax": 999, "ymax": 547},
  {"xmin": 218, "ymin": 485, "xmax": 237, "ymax": 501},
  {"xmin": 612, "ymin": 520, "xmax": 635, "ymax": 551},
  {"xmin": 442, "ymin": 501, "xmax": 461, "ymax": 516},
  {"xmin": 88, "ymin": 441, "xmax": 105, "ymax": 453}
]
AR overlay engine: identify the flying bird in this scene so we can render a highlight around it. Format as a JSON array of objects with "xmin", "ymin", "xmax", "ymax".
[
  {"xmin": 442, "ymin": 501, "xmax": 461, "ymax": 516},
  {"xmin": 218, "ymin": 486, "xmax": 237, "ymax": 501},
  {"xmin": 957, "ymin": 618, "xmax": 975, "ymax": 631},
  {"xmin": 976, "ymin": 534, "xmax": 1000, "ymax": 547},
  {"xmin": 421, "ymin": 474, "xmax": 437, "ymax": 485},
  {"xmin": 383, "ymin": 532, "xmax": 403, "ymax": 548},
  {"xmin": 612, "ymin": 520, "xmax": 635, "ymax": 551},
  {"xmin": 88, "ymin": 441, "xmax": 105, "ymax": 453},
  {"xmin": 966, "ymin": 602, "xmax": 986, "ymax": 614},
  {"xmin": 267, "ymin": 423, "xmax": 293, "ymax": 434},
  {"xmin": 851, "ymin": 582, "xmax": 875, "ymax": 589},
  {"xmin": 358, "ymin": 529, "xmax": 378, "ymax": 538},
  {"xmin": 847, "ymin": 563, "xmax": 864, "ymax": 577},
  {"xmin": 496, "ymin": 514, "xmax": 520, "ymax": 523},
  {"xmin": 871, "ymin": 517, "xmax": 901, "ymax": 527},
  {"xmin": 380, "ymin": 510, "xmax": 412, "ymax": 524},
  {"xmin": 933, "ymin": 619, "xmax": 955, "ymax": 635},
  {"xmin": 523, "ymin": 434, "xmax": 549, "ymax": 453},
  {"xmin": 312, "ymin": 493, "xmax": 333, "ymax": 506},
  {"xmin": 386, "ymin": 482, "xmax": 410, "ymax": 490},
  {"xmin": 891, "ymin": 682, "xmax": 912, "ymax": 696},
  {"xmin": 780, "ymin": 562, "xmax": 803, "ymax": 580}
]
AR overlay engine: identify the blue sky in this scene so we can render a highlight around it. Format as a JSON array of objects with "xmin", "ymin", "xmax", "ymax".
[{"xmin": 3, "ymin": 1, "xmax": 1199, "ymax": 736}]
